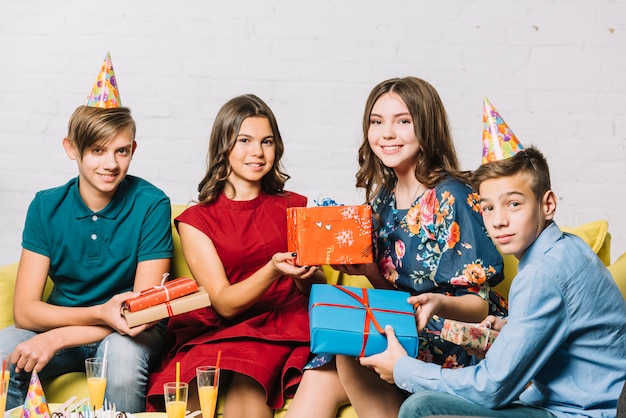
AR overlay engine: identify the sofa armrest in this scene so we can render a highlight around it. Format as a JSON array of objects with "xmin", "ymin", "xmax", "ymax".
[
  {"xmin": 0, "ymin": 262, "xmax": 55, "ymax": 330},
  {"xmin": 171, "ymin": 204, "xmax": 193, "ymax": 280},
  {"xmin": 0, "ymin": 262, "xmax": 19, "ymax": 329}
]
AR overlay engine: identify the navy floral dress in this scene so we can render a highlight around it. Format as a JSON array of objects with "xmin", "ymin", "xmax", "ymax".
[
  {"xmin": 306, "ymin": 176, "xmax": 507, "ymax": 370},
  {"xmin": 372, "ymin": 176, "xmax": 507, "ymax": 367}
]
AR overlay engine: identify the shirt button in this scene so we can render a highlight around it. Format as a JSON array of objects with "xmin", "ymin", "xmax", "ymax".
[
  {"xmin": 402, "ymin": 383, "xmax": 407, "ymax": 388},
  {"xmin": 92, "ymin": 215, "xmax": 98, "ymax": 221},
  {"xmin": 91, "ymin": 234, "xmax": 98, "ymax": 240}
]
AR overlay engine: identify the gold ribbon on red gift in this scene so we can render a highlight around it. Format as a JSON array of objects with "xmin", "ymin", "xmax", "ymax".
[
  {"xmin": 124, "ymin": 274, "xmax": 198, "ymax": 312},
  {"xmin": 311, "ymin": 285, "xmax": 414, "ymax": 357}
]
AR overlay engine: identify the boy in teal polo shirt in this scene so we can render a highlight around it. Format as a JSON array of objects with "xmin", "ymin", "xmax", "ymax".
[{"xmin": 0, "ymin": 53, "xmax": 173, "ymax": 412}]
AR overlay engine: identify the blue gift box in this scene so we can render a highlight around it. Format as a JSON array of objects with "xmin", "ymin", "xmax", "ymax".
[{"xmin": 309, "ymin": 284, "xmax": 418, "ymax": 357}]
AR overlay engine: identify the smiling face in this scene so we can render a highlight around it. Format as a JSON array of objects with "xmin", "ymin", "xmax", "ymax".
[
  {"xmin": 227, "ymin": 116, "xmax": 275, "ymax": 194},
  {"xmin": 63, "ymin": 127, "xmax": 135, "ymax": 211},
  {"xmin": 478, "ymin": 171, "xmax": 556, "ymax": 259},
  {"xmin": 367, "ymin": 92, "xmax": 420, "ymax": 176}
]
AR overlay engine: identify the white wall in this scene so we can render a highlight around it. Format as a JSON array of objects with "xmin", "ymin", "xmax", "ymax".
[{"xmin": 1, "ymin": 0, "xmax": 625, "ymax": 266}]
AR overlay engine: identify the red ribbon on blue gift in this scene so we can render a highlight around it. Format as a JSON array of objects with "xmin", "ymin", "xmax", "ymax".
[{"xmin": 311, "ymin": 285, "xmax": 414, "ymax": 357}]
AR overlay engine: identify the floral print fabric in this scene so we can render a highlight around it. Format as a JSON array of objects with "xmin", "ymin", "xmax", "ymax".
[
  {"xmin": 372, "ymin": 176, "xmax": 507, "ymax": 367},
  {"xmin": 440, "ymin": 319, "xmax": 499, "ymax": 351}
]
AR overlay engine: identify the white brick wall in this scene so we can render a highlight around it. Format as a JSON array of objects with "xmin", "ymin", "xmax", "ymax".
[{"xmin": 1, "ymin": 0, "xmax": 625, "ymax": 266}]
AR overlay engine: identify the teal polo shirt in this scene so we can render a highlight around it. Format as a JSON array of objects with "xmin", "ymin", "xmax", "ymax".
[{"xmin": 22, "ymin": 175, "xmax": 173, "ymax": 307}]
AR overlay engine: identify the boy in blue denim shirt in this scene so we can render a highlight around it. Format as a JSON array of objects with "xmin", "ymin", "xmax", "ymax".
[
  {"xmin": 0, "ymin": 53, "xmax": 172, "ymax": 413},
  {"xmin": 359, "ymin": 103, "xmax": 626, "ymax": 417}
]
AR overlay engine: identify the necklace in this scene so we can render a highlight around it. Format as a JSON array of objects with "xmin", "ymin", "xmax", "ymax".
[
  {"xmin": 411, "ymin": 183, "xmax": 425, "ymax": 205},
  {"xmin": 394, "ymin": 182, "xmax": 425, "ymax": 209},
  {"xmin": 391, "ymin": 182, "xmax": 426, "ymax": 227}
]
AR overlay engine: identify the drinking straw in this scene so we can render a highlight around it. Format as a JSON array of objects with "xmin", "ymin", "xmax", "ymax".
[
  {"xmin": 1, "ymin": 357, "xmax": 6, "ymax": 394},
  {"xmin": 214, "ymin": 350, "xmax": 222, "ymax": 387},
  {"xmin": 175, "ymin": 361, "xmax": 181, "ymax": 402},
  {"xmin": 102, "ymin": 340, "xmax": 109, "ymax": 379}
]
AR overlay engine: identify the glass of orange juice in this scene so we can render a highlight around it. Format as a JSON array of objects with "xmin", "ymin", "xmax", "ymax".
[
  {"xmin": 196, "ymin": 366, "xmax": 219, "ymax": 418},
  {"xmin": 0, "ymin": 352, "xmax": 10, "ymax": 418},
  {"xmin": 164, "ymin": 382, "xmax": 188, "ymax": 418},
  {"xmin": 85, "ymin": 357, "xmax": 107, "ymax": 410}
]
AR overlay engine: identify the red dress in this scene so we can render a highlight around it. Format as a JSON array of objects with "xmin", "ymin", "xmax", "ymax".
[{"xmin": 146, "ymin": 191, "xmax": 310, "ymax": 410}]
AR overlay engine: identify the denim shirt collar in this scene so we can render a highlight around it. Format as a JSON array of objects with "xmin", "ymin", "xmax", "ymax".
[{"xmin": 518, "ymin": 221, "xmax": 561, "ymax": 272}]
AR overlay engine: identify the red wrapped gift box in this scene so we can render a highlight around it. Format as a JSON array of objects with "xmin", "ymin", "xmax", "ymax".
[
  {"xmin": 123, "ymin": 287, "xmax": 211, "ymax": 327},
  {"xmin": 124, "ymin": 276, "xmax": 198, "ymax": 312},
  {"xmin": 287, "ymin": 205, "xmax": 373, "ymax": 266}
]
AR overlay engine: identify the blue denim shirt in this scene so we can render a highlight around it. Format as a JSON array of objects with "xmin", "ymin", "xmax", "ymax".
[{"xmin": 394, "ymin": 222, "xmax": 626, "ymax": 417}]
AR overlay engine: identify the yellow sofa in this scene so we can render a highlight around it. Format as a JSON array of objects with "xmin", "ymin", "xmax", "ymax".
[
  {"xmin": 0, "ymin": 205, "xmax": 624, "ymax": 417},
  {"xmin": 0, "ymin": 205, "xmax": 360, "ymax": 417}
]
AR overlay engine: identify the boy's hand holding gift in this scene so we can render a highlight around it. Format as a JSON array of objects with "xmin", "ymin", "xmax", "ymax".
[
  {"xmin": 360, "ymin": 325, "xmax": 407, "ymax": 384},
  {"xmin": 480, "ymin": 315, "xmax": 508, "ymax": 332},
  {"xmin": 463, "ymin": 315, "xmax": 507, "ymax": 358},
  {"xmin": 124, "ymin": 275, "xmax": 198, "ymax": 312},
  {"xmin": 122, "ymin": 275, "xmax": 211, "ymax": 328},
  {"xmin": 440, "ymin": 318, "xmax": 501, "ymax": 355}
]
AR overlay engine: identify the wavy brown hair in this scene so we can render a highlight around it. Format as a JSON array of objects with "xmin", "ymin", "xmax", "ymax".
[
  {"xmin": 356, "ymin": 77, "xmax": 470, "ymax": 203},
  {"xmin": 197, "ymin": 94, "xmax": 289, "ymax": 204},
  {"xmin": 67, "ymin": 105, "xmax": 136, "ymax": 158}
]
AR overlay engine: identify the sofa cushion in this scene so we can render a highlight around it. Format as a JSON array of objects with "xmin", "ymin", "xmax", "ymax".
[
  {"xmin": 563, "ymin": 220, "xmax": 611, "ymax": 264},
  {"xmin": 608, "ymin": 252, "xmax": 626, "ymax": 299},
  {"xmin": 170, "ymin": 204, "xmax": 193, "ymax": 279},
  {"xmin": 321, "ymin": 265, "xmax": 371, "ymax": 288},
  {"xmin": 42, "ymin": 372, "xmax": 89, "ymax": 403}
]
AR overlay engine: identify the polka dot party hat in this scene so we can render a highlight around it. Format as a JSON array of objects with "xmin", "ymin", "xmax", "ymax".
[
  {"xmin": 482, "ymin": 97, "xmax": 524, "ymax": 164},
  {"xmin": 85, "ymin": 52, "xmax": 121, "ymax": 108},
  {"xmin": 20, "ymin": 370, "xmax": 51, "ymax": 418}
]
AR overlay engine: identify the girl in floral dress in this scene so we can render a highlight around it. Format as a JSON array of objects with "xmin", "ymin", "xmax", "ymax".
[{"xmin": 286, "ymin": 77, "xmax": 507, "ymax": 418}]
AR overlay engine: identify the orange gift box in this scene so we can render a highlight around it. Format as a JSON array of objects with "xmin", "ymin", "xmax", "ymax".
[
  {"xmin": 287, "ymin": 205, "xmax": 373, "ymax": 266},
  {"xmin": 123, "ymin": 276, "xmax": 198, "ymax": 312}
]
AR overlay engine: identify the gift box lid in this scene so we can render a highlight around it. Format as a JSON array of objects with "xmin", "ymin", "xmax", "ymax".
[{"xmin": 123, "ymin": 276, "xmax": 198, "ymax": 312}]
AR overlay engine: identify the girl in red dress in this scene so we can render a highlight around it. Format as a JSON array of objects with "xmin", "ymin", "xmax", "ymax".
[{"xmin": 146, "ymin": 94, "xmax": 326, "ymax": 417}]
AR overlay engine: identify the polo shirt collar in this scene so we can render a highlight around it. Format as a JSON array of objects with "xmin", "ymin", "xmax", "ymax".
[{"xmin": 72, "ymin": 177, "xmax": 128, "ymax": 219}]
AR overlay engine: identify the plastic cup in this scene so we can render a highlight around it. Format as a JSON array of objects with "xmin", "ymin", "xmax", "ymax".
[
  {"xmin": 196, "ymin": 366, "xmax": 219, "ymax": 418},
  {"xmin": 85, "ymin": 357, "xmax": 107, "ymax": 410},
  {"xmin": 164, "ymin": 382, "xmax": 188, "ymax": 418}
]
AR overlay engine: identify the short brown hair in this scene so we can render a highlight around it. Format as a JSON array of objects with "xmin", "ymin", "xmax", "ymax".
[
  {"xmin": 67, "ymin": 105, "xmax": 136, "ymax": 157},
  {"xmin": 471, "ymin": 146, "xmax": 551, "ymax": 202}
]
